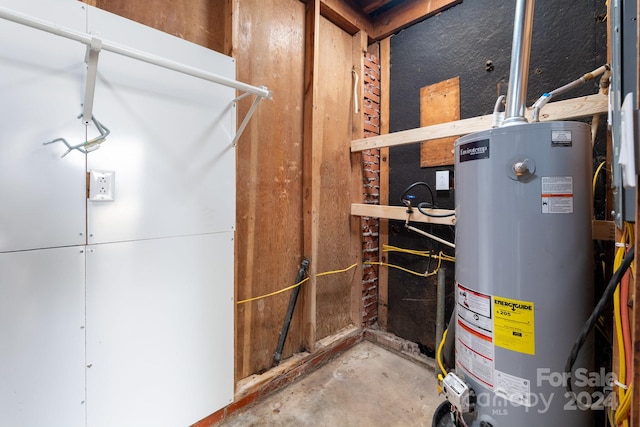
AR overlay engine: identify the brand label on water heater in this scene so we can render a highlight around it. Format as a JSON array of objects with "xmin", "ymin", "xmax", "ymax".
[
  {"xmin": 459, "ymin": 139, "xmax": 490, "ymax": 162},
  {"xmin": 541, "ymin": 176, "xmax": 574, "ymax": 214},
  {"xmin": 551, "ymin": 130, "xmax": 573, "ymax": 146}
]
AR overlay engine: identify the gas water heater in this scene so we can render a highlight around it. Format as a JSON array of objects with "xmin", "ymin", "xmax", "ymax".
[
  {"xmin": 451, "ymin": 120, "xmax": 594, "ymax": 426},
  {"xmin": 440, "ymin": 1, "xmax": 595, "ymax": 426}
]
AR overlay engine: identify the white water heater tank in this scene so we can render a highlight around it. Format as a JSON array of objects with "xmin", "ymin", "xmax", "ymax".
[{"xmin": 453, "ymin": 120, "xmax": 594, "ymax": 426}]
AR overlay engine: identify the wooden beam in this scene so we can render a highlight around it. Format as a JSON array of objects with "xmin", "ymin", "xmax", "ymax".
[
  {"xmin": 371, "ymin": 0, "xmax": 460, "ymax": 40},
  {"xmin": 302, "ymin": 0, "xmax": 321, "ymax": 353},
  {"xmin": 351, "ymin": 93, "xmax": 609, "ymax": 152},
  {"xmin": 320, "ymin": 0, "xmax": 373, "ymax": 35},
  {"xmin": 360, "ymin": 0, "xmax": 394, "ymax": 14},
  {"xmin": 592, "ymin": 220, "xmax": 616, "ymax": 242},
  {"xmin": 350, "ymin": 29, "xmax": 368, "ymax": 327},
  {"xmin": 378, "ymin": 36, "xmax": 390, "ymax": 331},
  {"xmin": 351, "ymin": 203, "xmax": 455, "ymax": 226},
  {"xmin": 352, "ymin": 204, "xmax": 616, "ymax": 242}
]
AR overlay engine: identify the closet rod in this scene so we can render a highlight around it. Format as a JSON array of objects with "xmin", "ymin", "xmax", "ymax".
[{"xmin": 0, "ymin": 6, "xmax": 273, "ymax": 100}]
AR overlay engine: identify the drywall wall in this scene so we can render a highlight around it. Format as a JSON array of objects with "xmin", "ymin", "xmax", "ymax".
[{"xmin": 0, "ymin": 1, "xmax": 235, "ymax": 425}]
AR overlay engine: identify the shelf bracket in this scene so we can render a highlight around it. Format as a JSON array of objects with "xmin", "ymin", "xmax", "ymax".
[{"xmin": 82, "ymin": 36, "xmax": 102, "ymax": 125}]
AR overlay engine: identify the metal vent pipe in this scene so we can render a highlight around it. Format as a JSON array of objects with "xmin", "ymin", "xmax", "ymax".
[{"xmin": 503, "ymin": 0, "xmax": 536, "ymax": 125}]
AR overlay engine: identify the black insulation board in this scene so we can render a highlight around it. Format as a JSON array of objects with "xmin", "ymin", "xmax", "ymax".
[{"xmin": 387, "ymin": 0, "xmax": 608, "ymax": 351}]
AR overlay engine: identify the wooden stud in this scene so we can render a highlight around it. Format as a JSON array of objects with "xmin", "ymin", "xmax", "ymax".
[
  {"xmin": 420, "ymin": 77, "xmax": 460, "ymax": 167},
  {"xmin": 350, "ymin": 30, "xmax": 368, "ymax": 327},
  {"xmin": 378, "ymin": 36, "xmax": 390, "ymax": 330},
  {"xmin": 302, "ymin": 0, "xmax": 320, "ymax": 353}
]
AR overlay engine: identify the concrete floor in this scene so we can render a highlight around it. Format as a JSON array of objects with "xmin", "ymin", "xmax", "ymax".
[{"xmin": 219, "ymin": 340, "xmax": 444, "ymax": 427}]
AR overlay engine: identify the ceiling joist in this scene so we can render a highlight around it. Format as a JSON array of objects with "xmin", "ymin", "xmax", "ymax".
[{"xmin": 313, "ymin": 0, "xmax": 460, "ymax": 41}]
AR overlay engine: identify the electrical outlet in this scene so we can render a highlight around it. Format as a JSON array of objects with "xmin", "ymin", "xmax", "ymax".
[
  {"xmin": 436, "ymin": 170, "xmax": 450, "ymax": 191},
  {"xmin": 90, "ymin": 170, "xmax": 115, "ymax": 201}
]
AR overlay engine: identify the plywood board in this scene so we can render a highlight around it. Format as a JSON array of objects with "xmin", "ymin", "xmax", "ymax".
[
  {"xmin": 420, "ymin": 77, "xmax": 460, "ymax": 167},
  {"xmin": 91, "ymin": 0, "xmax": 231, "ymax": 54},
  {"xmin": 233, "ymin": 0, "xmax": 306, "ymax": 379},
  {"xmin": 314, "ymin": 14, "xmax": 357, "ymax": 340}
]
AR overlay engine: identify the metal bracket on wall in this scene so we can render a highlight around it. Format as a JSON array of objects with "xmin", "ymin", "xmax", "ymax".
[
  {"xmin": 0, "ymin": 5, "xmax": 272, "ymax": 149},
  {"xmin": 82, "ymin": 36, "xmax": 102, "ymax": 125},
  {"xmin": 231, "ymin": 90, "xmax": 269, "ymax": 146}
]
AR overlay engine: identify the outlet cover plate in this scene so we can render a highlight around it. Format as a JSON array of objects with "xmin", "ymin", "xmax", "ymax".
[
  {"xmin": 90, "ymin": 170, "xmax": 115, "ymax": 201},
  {"xmin": 436, "ymin": 170, "xmax": 449, "ymax": 191}
]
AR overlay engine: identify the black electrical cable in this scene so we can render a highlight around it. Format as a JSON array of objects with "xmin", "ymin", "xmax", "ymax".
[
  {"xmin": 400, "ymin": 181, "xmax": 455, "ymax": 218},
  {"xmin": 564, "ymin": 245, "xmax": 635, "ymax": 395},
  {"xmin": 417, "ymin": 202, "xmax": 456, "ymax": 218},
  {"xmin": 401, "ymin": 181, "xmax": 435, "ymax": 206}
]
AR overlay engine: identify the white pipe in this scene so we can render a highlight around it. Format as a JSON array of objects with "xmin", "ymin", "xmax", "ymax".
[
  {"xmin": 0, "ymin": 6, "xmax": 272, "ymax": 100},
  {"xmin": 530, "ymin": 64, "xmax": 610, "ymax": 122},
  {"xmin": 406, "ymin": 225, "xmax": 455, "ymax": 249}
]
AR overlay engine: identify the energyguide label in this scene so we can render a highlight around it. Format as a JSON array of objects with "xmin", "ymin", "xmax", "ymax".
[{"xmin": 493, "ymin": 296, "xmax": 535, "ymax": 355}]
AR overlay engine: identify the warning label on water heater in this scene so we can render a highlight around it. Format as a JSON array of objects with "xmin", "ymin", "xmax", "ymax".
[
  {"xmin": 456, "ymin": 283, "xmax": 495, "ymax": 389},
  {"xmin": 541, "ymin": 176, "xmax": 573, "ymax": 214}
]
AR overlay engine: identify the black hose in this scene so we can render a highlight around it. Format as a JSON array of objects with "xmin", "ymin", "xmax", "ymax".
[
  {"xmin": 400, "ymin": 181, "xmax": 455, "ymax": 218},
  {"xmin": 401, "ymin": 181, "xmax": 434, "ymax": 206},
  {"xmin": 273, "ymin": 257, "xmax": 310, "ymax": 367},
  {"xmin": 418, "ymin": 202, "xmax": 456, "ymax": 218},
  {"xmin": 564, "ymin": 246, "xmax": 634, "ymax": 394}
]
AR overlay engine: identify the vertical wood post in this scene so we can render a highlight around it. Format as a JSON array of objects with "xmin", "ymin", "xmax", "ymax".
[
  {"xmin": 350, "ymin": 30, "xmax": 368, "ymax": 326},
  {"xmin": 302, "ymin": 0, "xmax": 320, "ymax": 352},
  {"xmin": 378, "ymin": 36, "xmax": 391, "ymax": 330}
]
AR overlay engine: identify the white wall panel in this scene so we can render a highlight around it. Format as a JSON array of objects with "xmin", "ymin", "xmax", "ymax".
[
  {"xmin": 86, "ymin": 7, "xmax": 236, "ymax": 244},
  {"xmin": 0, "ymin": 246, "xmax": 85, "ymax": 427},
  {"xmin": 1, "ymin": 3, "xmax": 237, "ymax": 426},
  {"xmin": 85, "ymin": 233, "xmax": 234, "ymax": 427},
  {"xmin": 0, "ymin": 0, "xmax": 88, "ymax": 252}
]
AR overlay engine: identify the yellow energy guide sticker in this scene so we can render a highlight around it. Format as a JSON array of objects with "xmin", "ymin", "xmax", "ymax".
[{"xmin": 493, "ymin": 296, "xmax": 535, "ymax": 355}]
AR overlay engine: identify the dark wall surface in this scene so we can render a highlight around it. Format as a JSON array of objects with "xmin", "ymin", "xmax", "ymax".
[{"xmin": 387, "ymin": 0, "xmax": 608, "ymax": 352}]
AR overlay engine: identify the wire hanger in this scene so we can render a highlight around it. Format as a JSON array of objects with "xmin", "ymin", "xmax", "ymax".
[{"xmin": 43, "ymin": 114, "xmax": 110, "ymax": 158}]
